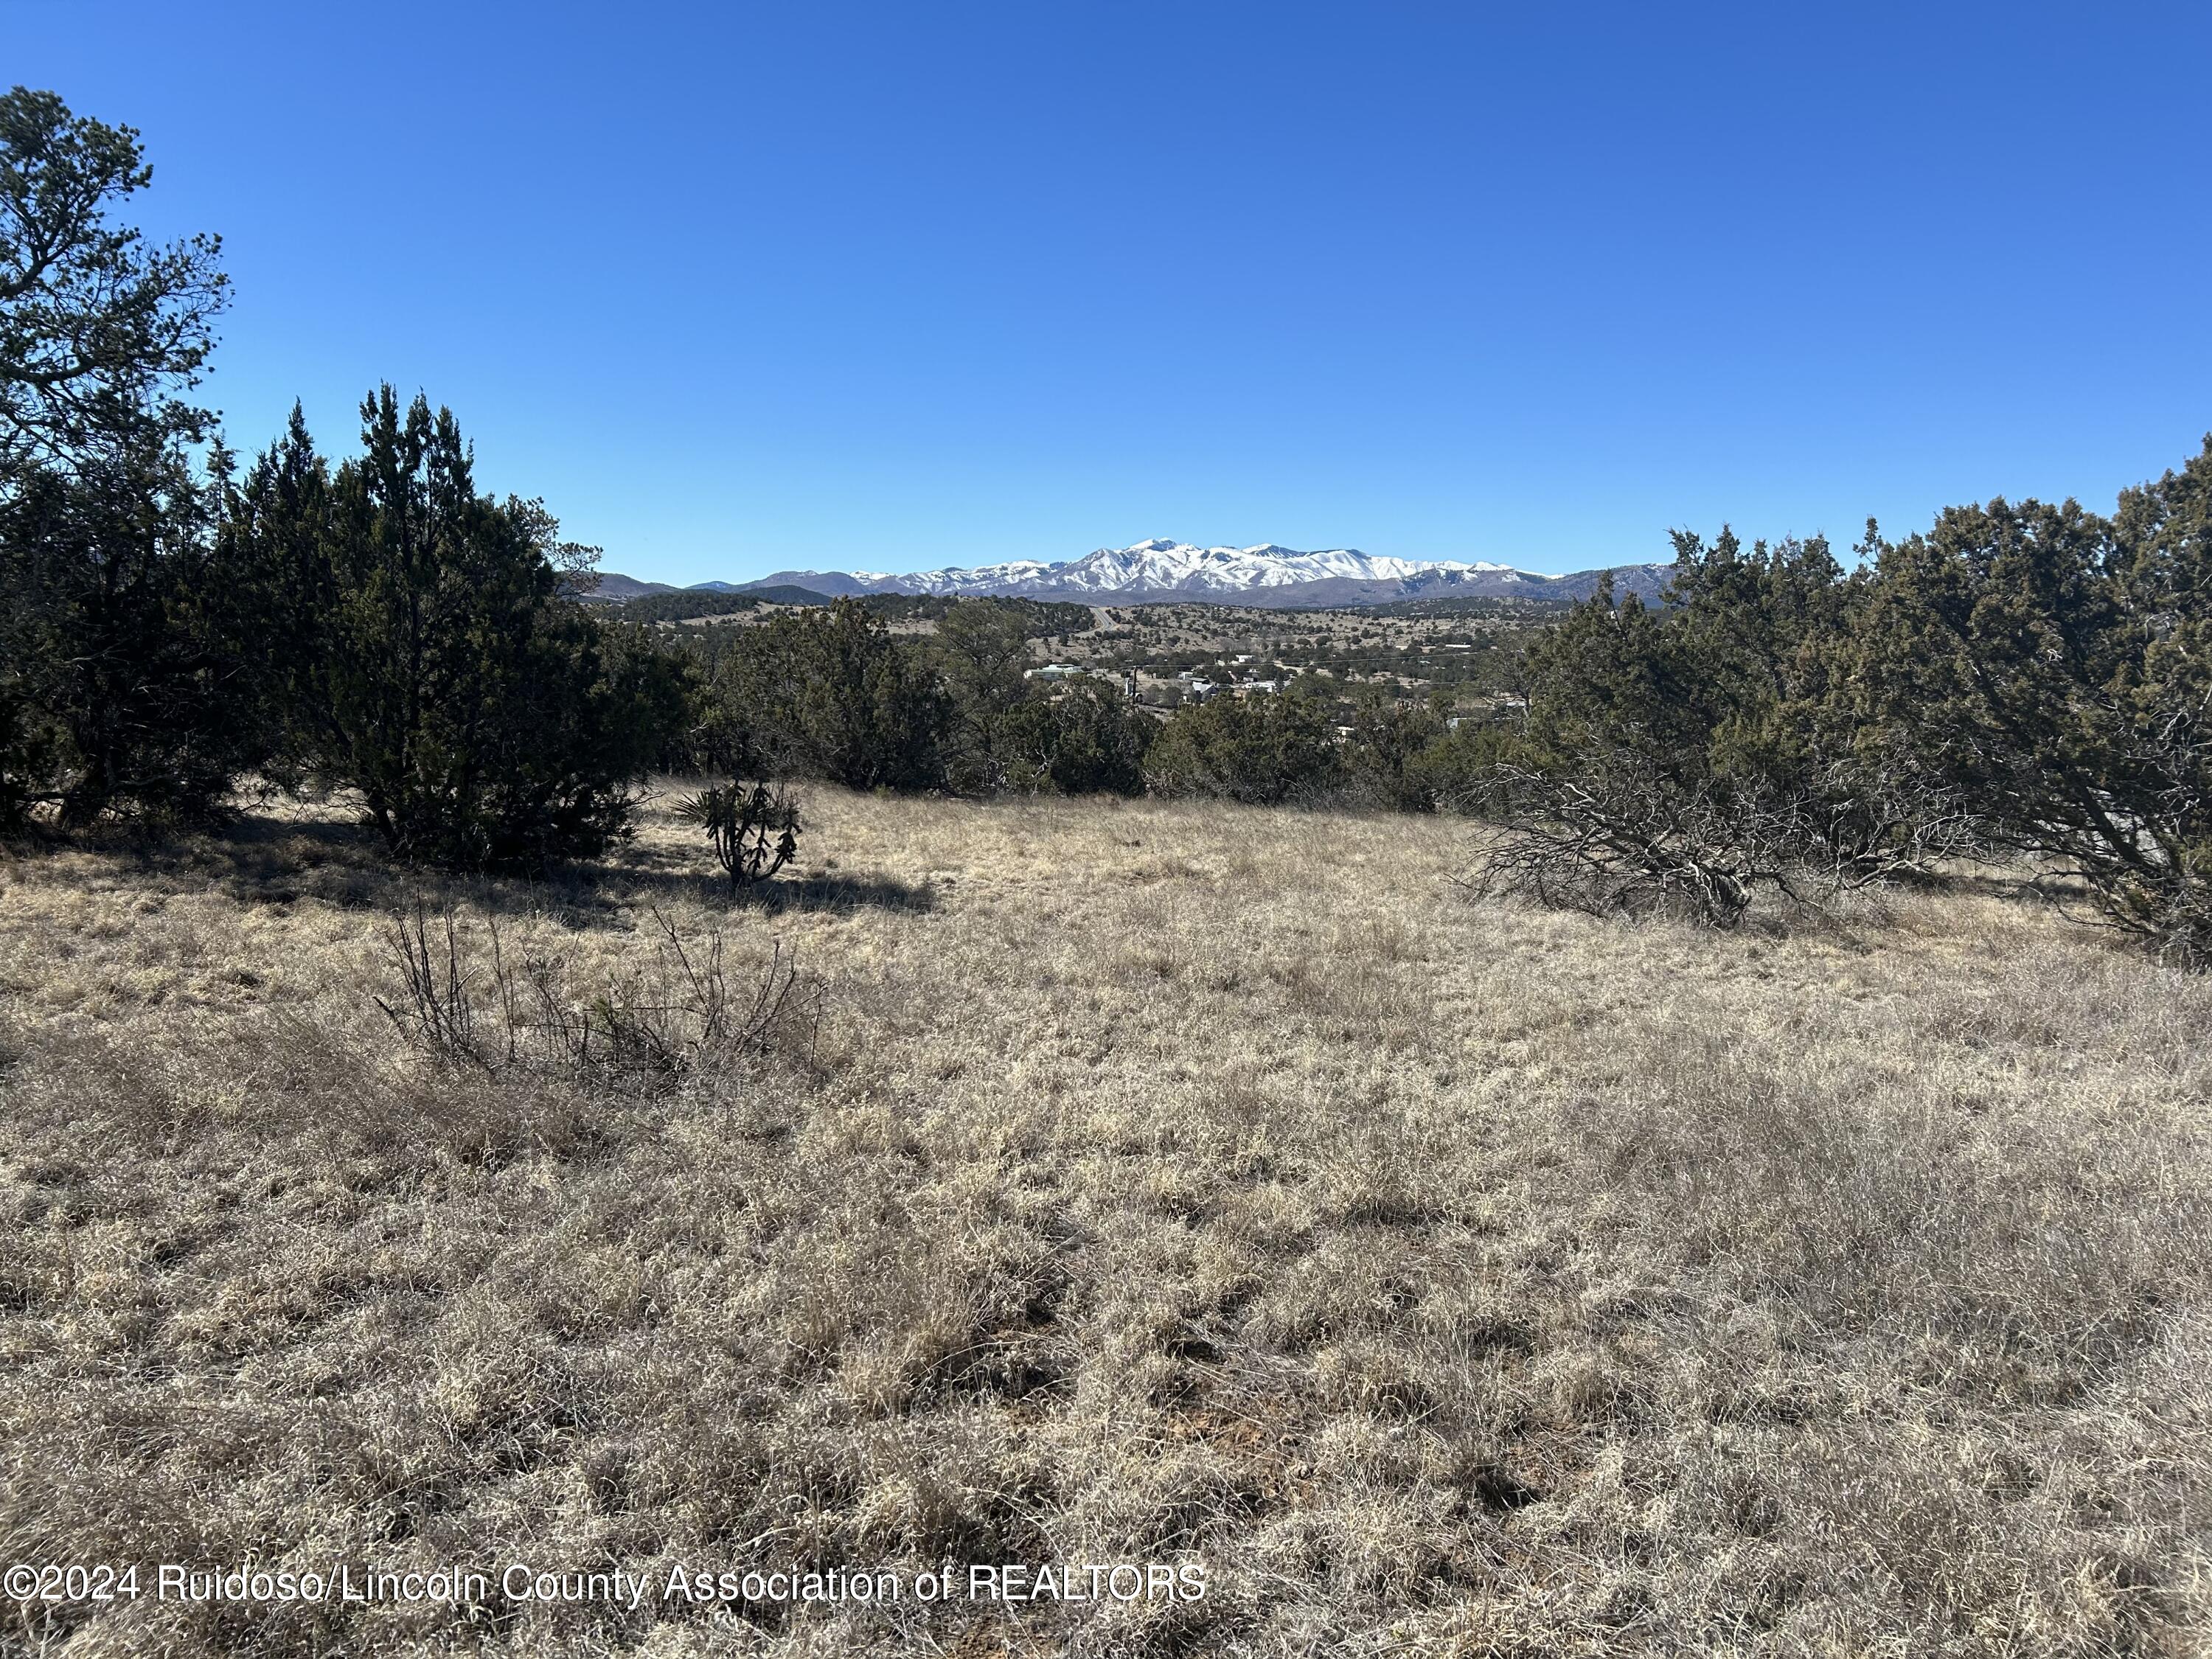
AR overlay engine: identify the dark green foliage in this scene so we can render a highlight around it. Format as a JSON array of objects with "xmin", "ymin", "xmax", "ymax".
[
  {"xmin": 672, "ymin": 597, "xmax": 1132, "ymax": 797},
  {"xmin": 0, "ymin": 437, "xmax": 262, "ymax": 827},
  {"xmin": 933, "ymin": 599, "xmax": 1038, "ymax": 792},
  {"xmin": 1145, "ymin": 689, "xmax": 1345, "ymax": 804},
  {"xmin": 674, "ymin": 779, "xmax": 800, "ymax": 894},
  {"xmin": 0, "ymin": 88, "xmax": 245, "ymax": 830},
  {"xmin": 1478, "ymin": 535, "xmax": 1971, "ymax": 925},
  {"xmin": 1859, "ymin": 447, "xmax": 2212, "ymax": 964},
  {"xmin": 0, "ymin": 671, "xmax": 50, "ymax": 831},
  {"xmin": 227, "ymin": 389, "xmax": 669, "ymax": 869},
  {"xmin": 1401, "ymin": 716, "xmax": 1523, "ymax": 813},
  {"xmin": 0, "ymin": 88, "xmax": 226, "ymax": 473},
  {"xmin": 591, "ymin": 617, "xmax": 697, "ymax": 774},
  {"xmin": 930, "ymin": 597, "xmax": 1152, "ymax": 796},
  {"xmin": 1521, "ymin": 532, "xmax": 1847, "ymax": 779},
  {"xmin": 1000, "ymin": 680, "xmax": 1155, "ymax": 796},
  {"xmin": 852, "ymin": 592, "xmax": 1092, "ymax": 635},
  {"xmin": 692, "ymin": 599, "xmax": 949, "ymax": 789},
  {"xmin": 1470, "ymin": 448, "xmax": 2212, "ymax": 957},
  {"xmin": 1343, "ymin": 694, "xmax": 1450, "ymax": 812}
]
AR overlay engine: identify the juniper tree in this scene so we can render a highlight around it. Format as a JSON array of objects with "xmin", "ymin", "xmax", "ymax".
[
  {"xmin": 1858, "ymin": 446, "xmax": 2212, "ymax": 963},
  {"xmin": 1476, "ymin": 533, "xmax": 1971, "ymax": 925},
  {"xmin": 695, "ymin": 599, "xmax": 948, "ymax": 790},
  {"xmin": 225, "ymin": 389, "xmax": 682, "ymax": 868},
  {"xmin": 999, "ymin": 678, "xmax": 1155, "ymax": 796},
  {"xmin": 933, "ymin": 598, "xmax": 1038, "ymax": 792},
  {"xmin": 1144, "ymin": 688, "xmax": 1343, "ymax": 804}
]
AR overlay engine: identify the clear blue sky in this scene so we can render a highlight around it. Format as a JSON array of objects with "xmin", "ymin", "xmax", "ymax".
[{"xmin": 13, "ymin": 1, "xmax": 2211, "ymax": 582}]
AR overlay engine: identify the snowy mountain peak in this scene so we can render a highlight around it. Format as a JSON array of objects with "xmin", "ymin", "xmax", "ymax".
[
  {"xmin": 717, "ymin": 538, "xmax": 1673, "ymax": 608},
  {"xmin": 942, "ymin": 538, "xmax": 1489, "ymax": 597}
]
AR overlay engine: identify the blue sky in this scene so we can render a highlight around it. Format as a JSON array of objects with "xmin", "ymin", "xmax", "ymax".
[{"xmin": 12, "ymin": 1, "xmax": 2211, "ymax": 582}]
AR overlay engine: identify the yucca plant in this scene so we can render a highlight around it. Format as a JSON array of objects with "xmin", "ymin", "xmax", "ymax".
[{"xmin": 674, "ymin": 780, "xmax": 801, "ymax": 895}]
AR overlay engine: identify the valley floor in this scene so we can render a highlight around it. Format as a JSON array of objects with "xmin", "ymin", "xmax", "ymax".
[{"xmin": 1, "ymin": 789, "xmax": 2208, "ymax": 1655}]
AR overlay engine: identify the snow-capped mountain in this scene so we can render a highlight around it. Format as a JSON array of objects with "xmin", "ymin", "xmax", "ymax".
[
  {"xmin": 599, "ymin": 539, "xmax": 1673, "ymax": 609},
  {"xmin": 727, "ymin": 539, "xmax": 1578, "ymax": 605},
  {"xmin": 928, "ymin": 538, "xmax": 1517, "ymax": 598}
]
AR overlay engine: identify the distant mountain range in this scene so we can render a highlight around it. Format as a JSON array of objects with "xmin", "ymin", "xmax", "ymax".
[
  {"xmin": 586, "ymin": 571, "xmax": 684, "ymax": 601},
  {"xmin": 588, "ymin": 539, "xmax": 1672, "ymax": 609}
]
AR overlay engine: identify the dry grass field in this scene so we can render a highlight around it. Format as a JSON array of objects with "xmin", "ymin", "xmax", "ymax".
[{"xmin": 2, "ymin": 788, "xmax": 2209, "ymax": 1657}]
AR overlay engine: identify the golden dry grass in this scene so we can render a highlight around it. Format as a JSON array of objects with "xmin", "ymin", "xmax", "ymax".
[{"xmin": 1, "ymin": 787, "xmax": 2208, "ymax": 1656}]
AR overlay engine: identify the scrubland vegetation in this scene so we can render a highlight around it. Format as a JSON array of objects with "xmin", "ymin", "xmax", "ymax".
[
  {"xmin": 8, "ymin": 80, "xmax": 2212, "ymax": 1659},
  {"xmin": 4, "ymin": 790, "xmax": 2211, "ymax": 1655},
  {"xmin": 10, "ymin": 77, "xmax": 2212, "ymax": 966}
]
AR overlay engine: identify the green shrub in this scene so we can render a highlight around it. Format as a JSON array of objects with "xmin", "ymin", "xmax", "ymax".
[
  {"xmin": 1001, "ymin": 680, "xmax": 1155, "ymax": 796},
  {"xmin": 692, "ymin": 599, "xmax": 949, "ymax": 790},
  {"xmin": 675, "ymin": 780, "xmax": 801, "ymax": 894},
  {"xmin": 0, "ymin": 445, "xmax": 257, "ymax": 828},
  {"xmin": 1474, "ymin": 535, "xmax": 1974, "ymax": 926},
  {"xmin": 1859, "ymin": 444, "xmax": 2212, "ymax": 964},
  {"xmin": 1342, "ymin": 695, "xmax": 1449, "ymax": 811},
  {"xmin": 1145, "ymin": 690, "xmax": 1343, "ymax": 805},
  {"xmin": 931, "ymin": 599, "xmax": 1037, "ymax": 793}
]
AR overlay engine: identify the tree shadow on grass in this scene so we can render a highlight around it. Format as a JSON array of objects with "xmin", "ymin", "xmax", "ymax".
[
  {"xmin": 73, "ymin": 807, "xmax": 935, "ymax": 925},
  {"xmin": 507, "ymin": 851, "xmax": 936, "ymax": 919},
  {"xmin": 741, "ymin": 872, "xmax": 936, "ymax": 916},
  {"xmin": 87, "ymin": 808, "xmax": 400, "ymax": 911}
]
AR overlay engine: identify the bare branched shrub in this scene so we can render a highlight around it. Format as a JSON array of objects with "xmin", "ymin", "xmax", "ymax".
[
  {"xmin": 378, "ymin": 902, "xmax": 820, "ymax": 1091},
  {"xmin": 1464, "ymin": 751, "xmax": 1980, "ymax": 928},
  {"xmin": 1981, "ymin": 689, "xmax": 2212, "ymax": 967},
  {"xmin": 377, "ymin": 901, "xmax": 483, "ymax": 1056},
  {"xmin": 673, "ymin": 779, "xmax": 801, "ymax": 895},
  {"xmin": 2028, "ymin": 855, "xmax": 2212, "ymax": 971}
]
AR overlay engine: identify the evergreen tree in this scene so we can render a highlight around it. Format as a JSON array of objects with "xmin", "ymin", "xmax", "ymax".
[
  {"xmin": 698, "ymin": 599, "xmax": 948, "ymax": 790},
  {"xmin": 1861, "ymin": 451, "xmax": 2212, "ymax": 961},
  {"xmin": 932, "ymin": 598, "xmax": 1039, "ymax": 792},
  {"xmin": 1479, "ymin": 533, "xmax": 1964, "ymax": 924},
  {"xmin": 0, "ymin": 88, "xmax": 225, "ymax": 474},
  {"xmin": 1, "ymin": 434, "xmax": 259, "ymax": 827},
  {"xmin": 1000, "ymin": 678, "xmax": 1155, "ymax": 796},
  {"xmin": 0, "ymin": 88, "xmax": 242, "ymax": 828},
  {"xmin": 1343, "ymin": 691, "xmax": 1450, "ymax": 812},
  {"xmin": 227, "ymin": 389, "xmax": 675, "ymax": 868}
]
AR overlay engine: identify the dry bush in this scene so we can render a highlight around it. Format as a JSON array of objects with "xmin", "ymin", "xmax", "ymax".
[
  {"xmin": 1466, "ymin": 754, "xmax": 1980, "ymax": 928},
  {"xmin": 378, "ymin": 900, "xmax": 821, "ymax": 1092}
]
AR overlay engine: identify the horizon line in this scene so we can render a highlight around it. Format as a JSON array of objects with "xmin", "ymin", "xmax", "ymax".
[{"xmin": 594, "ymin": 540, "xmax": 1669, "ymax": 589}]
